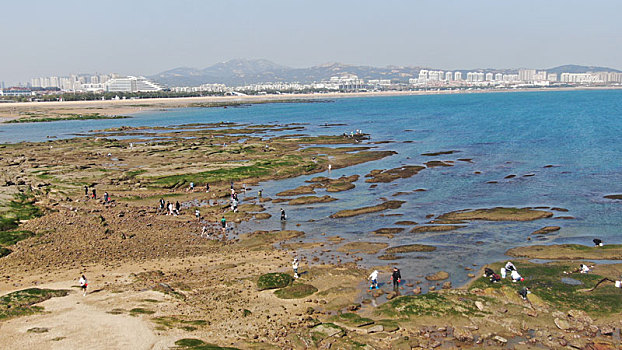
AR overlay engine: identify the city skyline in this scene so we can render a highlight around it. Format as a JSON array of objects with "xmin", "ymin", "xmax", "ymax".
[{"xmin": 1, "ymin": 0, "xmax": 621, "ymax": 85}]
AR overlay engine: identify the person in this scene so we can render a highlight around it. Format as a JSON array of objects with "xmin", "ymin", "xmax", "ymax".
[
  {"xmin": 221, "ymin": 216, "xmax": 227, "ymax": 233},
  {"xmin": 103, "ymin": 192, "xmax": 109, "ymax": 203},
  {"xmin": 368, "ymin": 270, "xmax": 379, "ymax": 290},
  {"xmin": 243, "ymin": 183, "xmax": 247, "ymax": 194},
  {"xmin": 79, "ymin": 275, "xmax": 88, "ymax": 296},
  {"xmin": 195, "ymin": 208, "xmax": 200, "ymax": 221},
  {"xmin": 159, "ymin": 198, "xmax": 165, "ymax": 213},
  {"xmin": 280, "ymin": 208, "xmax": 286, "ymax": 221},
  {"xmin": 91, "ymin": 188, "xmax": 97, "ymax": 199},
  {"xmin": 258, "ymin": 189, "xmax": 263, "ymax": 198},
  {"xmin": 615, "ymin": 280, "xmax": 621, "ymax": 288},
  {"xmin": 518, "ymin": 287, "xmax": 531, "ymax": 300},
  {"xmin": 201, "ymin": 225, "xmax": 208, "ymax": 237},
  {"xmin": 500, "ymin": 267, "xmax": 507, "ymax": 279},
  {"xmin": 189, "ymin": 182, "xmax": 194, "ymax": 192},
  {"xmin": 206, "ymin": 183, "xmax": 210, "ymax": 193},
  {"xmin": 505, "ymin": 261, "xmax": 517, "ymax": 272},
  {"xmin": 175, "ymin": 201, "xmax": 181, "ymax": 215},
  {"xmin": 232, "ymin": 199, "xmax": 238, "ymax": 213},
  {"xmin": 328, "ymin": 164, "xmax": 332, "ymax": 172},
  {"xmin": 84, "ymin": 185, "xmax": 88, "ymax": 197},
  {"xmin": 490, "ymin": 273, "xmax": 501, "ymax": 283},
  {"xmin": 593, "ymin": 238, "xmax": 603, "ymax": 247},
  {"xmin": 580, "ymin": 264, "xmax": 590, "ymax": 273},
  {"xmin": 511, "ymin": 269, "xmax": 524, "ymax": 282},
  {"xmin": 484, "ymin": 267, "xmax": 495, "ymax": 278},
  {"xmin": 391, "ymin": 267, "xmax": 401, "ymax": 291},
  {"xmin": 293, "ymin": 258, "xmax": 299, "ymax": 279}
]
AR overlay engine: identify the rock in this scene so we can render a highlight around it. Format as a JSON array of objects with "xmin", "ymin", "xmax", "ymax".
[
  {"xmin": 493, "ymin": 336, "xmax": 508, "ymax": 344},
  {"xmin": 523, "ymin": 308, "xmax": 538, "ymax": 317},
  {"xmin": 475, "ymin": 301, "xmax": 484, "ymax": 311},
  {"xmin": 555, "ymin": 318, "xmax": 572, "ymax": 331},
  {"xmin": 467, "ymin": 273, "xmax": 475, "ymax": 278},
  {"xmin": 428, "ymin": 286, "xmax": 435, "ymax": 291},
  {"xmin": 426, "ymin": 271, "xmax": 449, "ymax": 281},
  {"xmin": 371, "ymin": 289, "xmax": 384, "ymax": 298},
  {"xmin": 347, "ymin": 303, "xmax": 361, "ymax": 311},
  {"xmin": 366, "ymin": 325, "xmax": 384, "ymax": 334},
  {"xmin": 312, "ymin": 324, "xmax": 343, "ymax": 338},
  {"xmin": 599, "ymin": 325, "xmax": 615, "ymax": 335},
  {"xmin": 568, "ymin": 309, "xmax": 593, "ymax": 325},
  {"xmin": 412, "ymin": 287, "xmax": 421, "ymax": 295},
  {"xmin": 386, "ymin": 291, "xmax": 397, "ymax": 300},
  {"xmin": 552, "ymin": 311, "xmax": 565, "ymax": 319},
  {"xmin": 442, "ymin": 281, "xmax": 451, "ymax": 289},
  {"xmin": 453, "ymin": 328, "xmax": 474, "ymax": 342}
]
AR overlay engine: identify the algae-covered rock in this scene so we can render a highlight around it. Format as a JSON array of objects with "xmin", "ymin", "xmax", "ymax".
[
  {"xmin": 531, "ymin": 226, "xmax": 561, "ymax": 235},
  {"xmin": 410, "ymin": 225, "xmax": 465, "ymax": 233},
  {"xmin": 425, "ymin": 271, "xmax": 449, "ymax": 281},
  {"xmin": 330, "ymin": 200, "xmax": 405, "ymax": 218},
  {"xmin": 436, "ymin": 207, "xmax": 553, "ymax": 222},
  {"xmin": 506, "ymin": 244, "xmax": 622, "ymax": 260},
  {"xmin": 274, "ymin": 283, "xmax": 318, "ymax": 299},
  {"xmin": 257, "ymin": 273, "xmax": 292, "ymax": 291},
  {"xmin": 385, "ymin": 244, "xmax": 436, "ymax": 254},
  {"xmin": 288, "ymin": 195, "xmax": 337, "ymax": 205},
  {"xmin": 337, "ymin": 242, "xmax": 389, "ymax": 254}
]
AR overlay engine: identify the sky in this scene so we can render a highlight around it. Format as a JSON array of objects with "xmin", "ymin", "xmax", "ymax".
[{"xmin": 1, "ymin": 0, "xmax": 621, "ymax": 84}]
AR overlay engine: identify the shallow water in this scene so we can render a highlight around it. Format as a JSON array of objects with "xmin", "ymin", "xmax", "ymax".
[{"xmin": 2, "ymin": 90, "xmax": 622, "ymax": 291}]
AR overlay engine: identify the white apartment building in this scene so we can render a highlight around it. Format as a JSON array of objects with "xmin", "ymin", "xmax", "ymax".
[
  {"xmin": 518, "ymin": 69, "xmax": 536, "ymax": 82},
  {"xmin": 454, "ymin": 72, "xmax": 462, "ymax": 81},
  {"xmin": 105, "ymin": 76, "xmax": 163, "ymax": 92}
]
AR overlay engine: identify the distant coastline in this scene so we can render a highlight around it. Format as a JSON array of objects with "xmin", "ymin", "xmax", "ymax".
[{"xmin": 1, "ymin": 86, "xmax": 620, "ymax": 123}]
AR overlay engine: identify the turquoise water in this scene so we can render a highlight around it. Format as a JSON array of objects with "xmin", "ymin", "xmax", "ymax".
[{"xmin": 2, "ymin": 90, "xmax": 622, "ymax": 289}]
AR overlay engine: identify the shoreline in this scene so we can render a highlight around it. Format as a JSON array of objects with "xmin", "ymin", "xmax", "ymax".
[{"xmin": 1, "ymin": 86, "xmax": 621, "ymax": 122}]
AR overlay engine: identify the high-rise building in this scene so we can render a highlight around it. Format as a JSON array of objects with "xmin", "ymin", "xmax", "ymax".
[
  {"xmin": 518, "ymin": 69, "xmax": 536, "ymax": 82},
  {"xmin": 485, "ymin": 72, "xmax": 494, "ymax": 81},
  {"xmin": 454, "ymin": 71, "xmax": 462, "ymax": 81},
  {"xmin": 495, "ymin": 73, "xmax": 503, "ymax": 81},
  {"xmin": 445, "ymin": 71, "xmax": 453, "ymax": 81},
  {"xmin": 547, "ymin": 73, "xmax": 558, "ymax": 82}
]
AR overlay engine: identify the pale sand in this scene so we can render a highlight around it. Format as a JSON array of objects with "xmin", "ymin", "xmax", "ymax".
[
  {"xmin": 0, "ymin": 281, "xmax": 171, "ymax": 350},
  {"xmin": 1, "ymin": 87, "xmax": 620, "ymax": 122}
]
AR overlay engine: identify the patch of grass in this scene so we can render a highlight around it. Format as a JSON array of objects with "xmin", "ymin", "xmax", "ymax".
[
  {"xmin": 469, "ymin": 261, "xmax": 622, "ymax": 314},
  {"xmin": 274, "ymin": 283, "xmax": 318, "ymax": 299},
  {"xmin": 151, "ymin": 157, "xmax": 304, "ymax": 189},
  {"xmin": 257, "ymin": 273, "xmax": 292, "ymax": 291},
  {"xmin": 27, "ymin": 327, "xmax": 49, "ymax": 333},
  {"xmin": 377, "ymin": 293, "xmax": 481, "ymax": 318},
  {"xmin": 174, "ymin": 338, "xmax": 240, "ymax": 350},
  {"xmin": 0, "ymin": 288, "xmax": 69, "ymax": 320},
  {"xmin": 0, "ymin": 194, "xmax": 43, "ymax": 257},
  {"xmin": 0, "ymin": 230, "xmax": 35, "ymax": 246},
  {"xmin": 0, "ymin": 247, "xmax": 11, "ymax": 258},
  {"xmin": 330, "ymin": 312, "xmax": 374, "ymax": 327},
  {"xmin": 107, "ymin": 308, "xmax": 125, "ymax": 315},
  {"xmin": 129, "ymin": 307, "xmax": 155, "ymax": 316}
]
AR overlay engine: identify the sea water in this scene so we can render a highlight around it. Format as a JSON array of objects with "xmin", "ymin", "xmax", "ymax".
[{"xmin": 2, "ymin": 90, "xmax": 621, "ymax": 289}]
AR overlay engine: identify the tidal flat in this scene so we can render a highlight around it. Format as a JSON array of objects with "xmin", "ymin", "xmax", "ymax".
[{"xmin": 1, "ymin": 92, "xmax": 622, "ymax": 349}]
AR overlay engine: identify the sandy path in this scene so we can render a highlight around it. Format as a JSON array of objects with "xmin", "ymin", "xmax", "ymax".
[{"xmin": 0, "ymin": 282, "xmax": 171, "ymax": 350}]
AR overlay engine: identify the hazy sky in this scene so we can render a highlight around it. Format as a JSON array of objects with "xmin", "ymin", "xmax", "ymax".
[{"xmin": 1, "ymin": 0, "xmax": 621, "ymax": 84}]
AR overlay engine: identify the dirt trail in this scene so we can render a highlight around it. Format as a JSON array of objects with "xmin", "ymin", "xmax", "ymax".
[{"xmin": 0, "ymin": 281, "xmax": 172, "ymax": 350}]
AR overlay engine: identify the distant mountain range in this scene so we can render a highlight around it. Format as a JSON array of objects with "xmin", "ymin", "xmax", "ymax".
[{"xmin": 149, "ymin": 59, "xmax": 621, "ymax": 87}]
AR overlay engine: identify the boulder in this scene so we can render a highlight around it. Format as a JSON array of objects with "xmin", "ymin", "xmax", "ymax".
[
  {"xmin": 425, "ymin": 271, "xmax": 449, "ymax": 281},
  {"xmin": 554, "ymin": 318, "xmax": 572, "ymax": 331},
  {"xmin": 453, "ymin": 328, "xmax": 474, "ymax": 342},
  {"xmin": 366, "ymin": 325, "xmax": 384, "ymax": 334},
  {"xmin": 412, "ymin": 287, "xmax": 421, "ymax": 295}
]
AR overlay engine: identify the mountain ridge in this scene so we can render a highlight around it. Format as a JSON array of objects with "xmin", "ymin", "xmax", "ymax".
[{"xmin": 149, "ymin": 59, "xmax": 621, "ymax": 87}]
